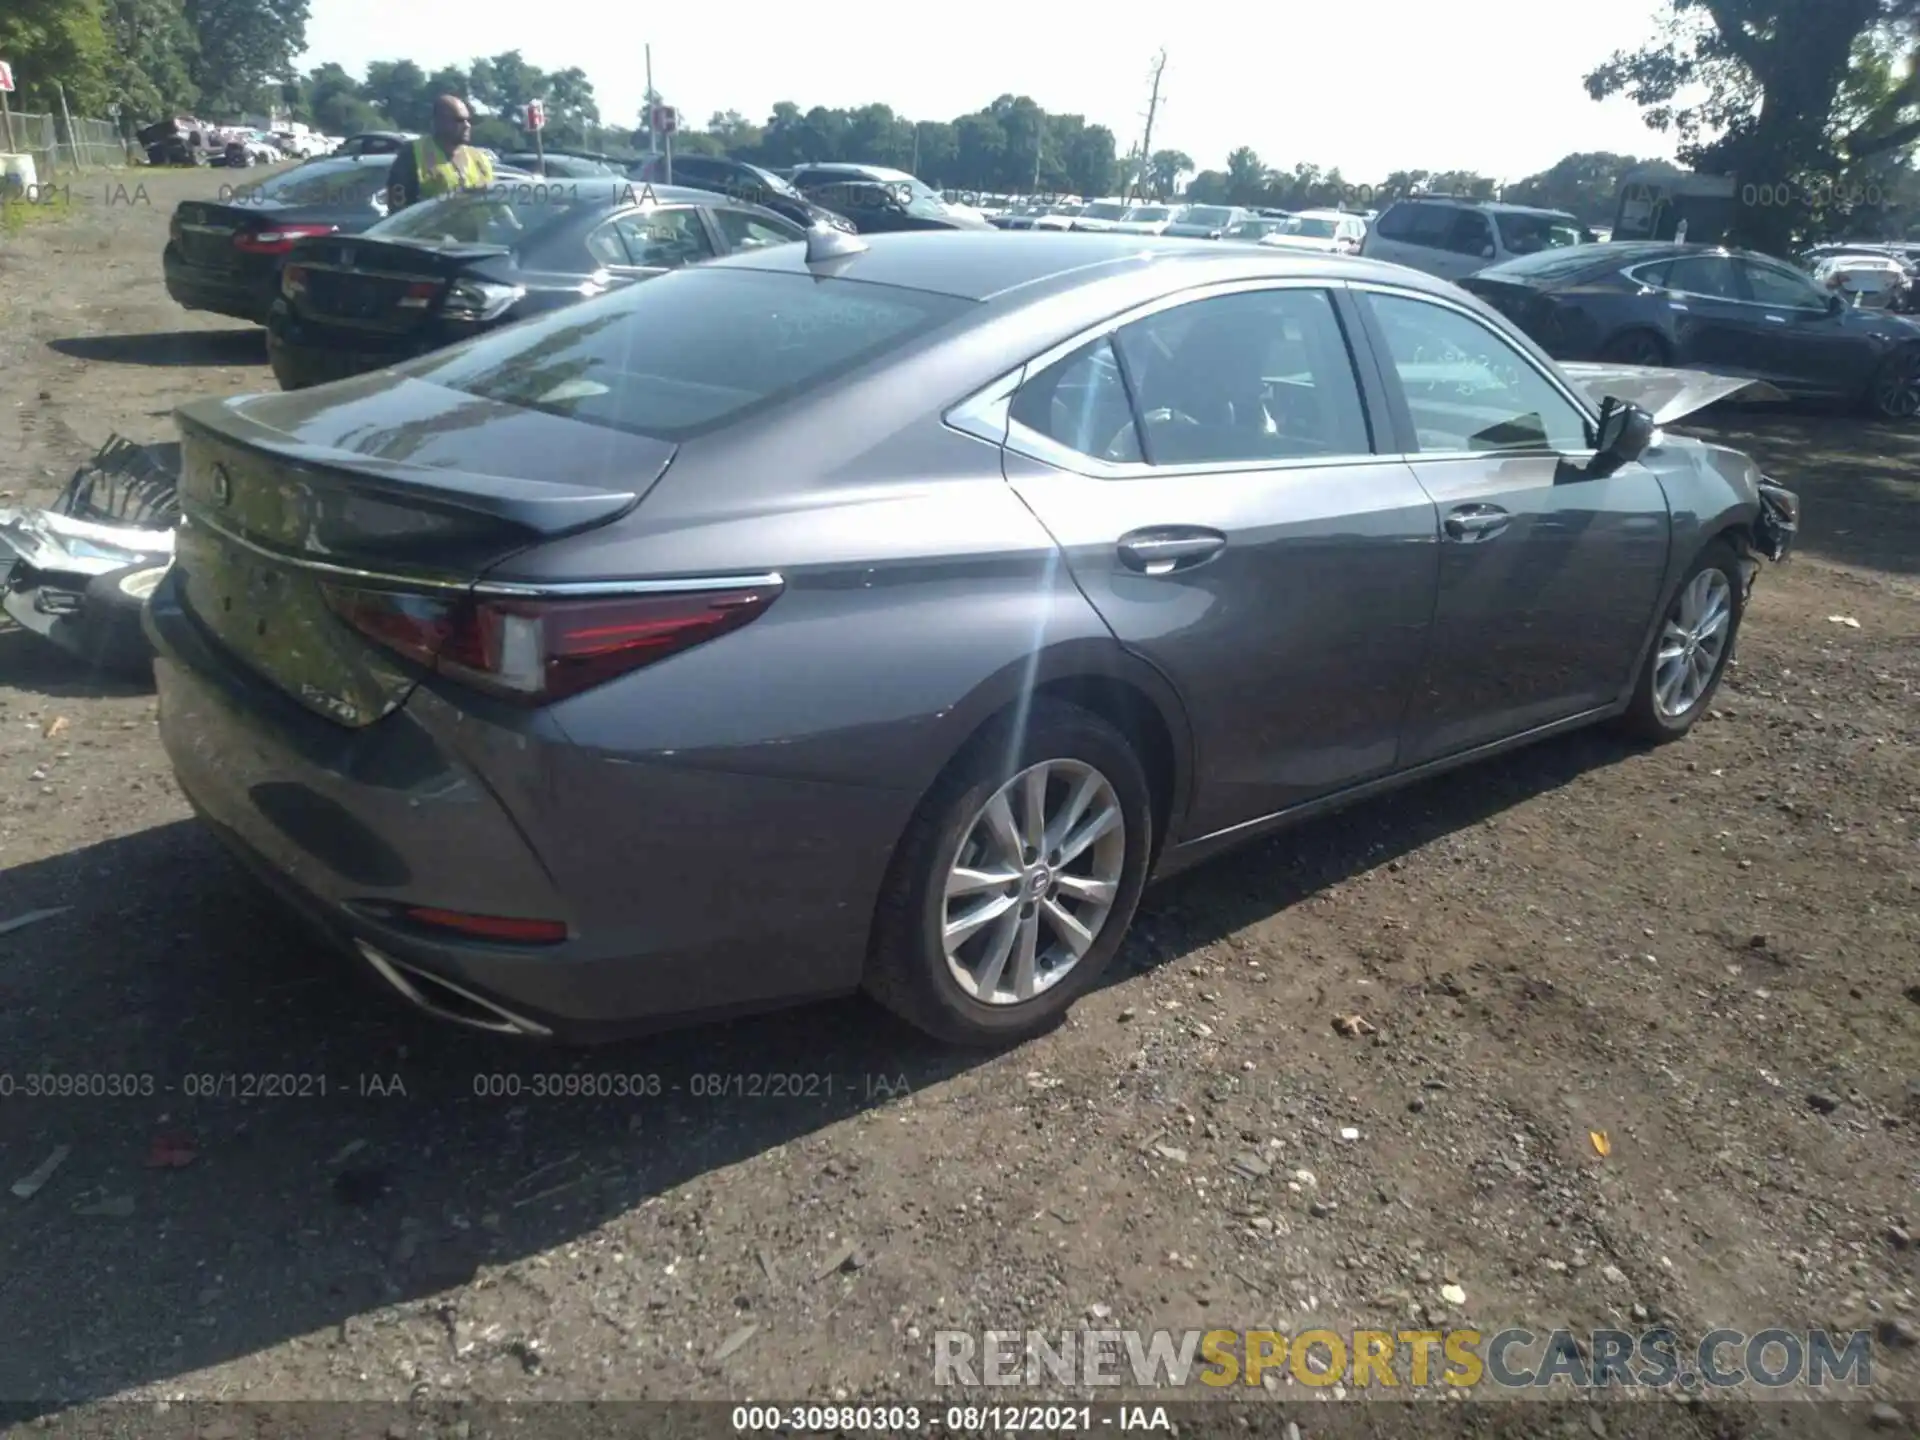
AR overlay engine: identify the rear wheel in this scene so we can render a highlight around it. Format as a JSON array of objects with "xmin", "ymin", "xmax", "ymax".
[
  {"xmin": 866, "ymin": 700, "xmax": 1152, "ymax": 1046},
  {"xmin": 1866, "ymin": 348, "xmax": 1920, "ymax": 419},
  {"xmin": 77, "ymin": 563, "xmax": 166, "ymax": 680},
  {"xmin": 1600, "ymin": 329, "xmax": 1672, "ymax": 366},
  {"xmin": 1617, "ymin": 541, "xmax": 1743, "ymax": 743}
]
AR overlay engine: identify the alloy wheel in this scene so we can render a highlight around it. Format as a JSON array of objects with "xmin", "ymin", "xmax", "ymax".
[
  {"xmin": 1654, "ymin": 568, "xmax": 1733, "ymax": 719},
  {"xmin": 941, "ymin": 759, "xmax": 1126, "ymax": 1006},
  {"xmin": 1874, "ymin": 355, "xmax": 1920, "ymax": 418}
]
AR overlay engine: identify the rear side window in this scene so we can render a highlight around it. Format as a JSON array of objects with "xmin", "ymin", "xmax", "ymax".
[
  {"xmin": 609, "ymin": 207, "xmax": 716, "ymax": 267},
  {"xmin": 1663, "ymin": 254, "xmax": 1739, "ymax": 298},
  {"xmin": 1380, "ymin": 204, "xmax": 1453, "ymax": 248},
  {"xmin": 401, "ymin": 267, "xmax": 973, "ymax": 441},
  {"xmin": 712, "ymin": 207, "xmax": 805, "ymax": 250},
  {"xmin": 1444, "ymin": 210, "xmax": 1494, "ymax": 256},
  {"xmin": 1010, "ymin": 339, "xmax": 1143, "ymax": 463}
]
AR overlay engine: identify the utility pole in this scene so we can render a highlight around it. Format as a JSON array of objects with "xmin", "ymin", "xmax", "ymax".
[{"xmin": 1133, "ymin": 49, "xmax": 1167, "ymax": 201}]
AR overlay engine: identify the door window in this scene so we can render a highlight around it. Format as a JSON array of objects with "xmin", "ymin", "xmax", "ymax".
[
  {"xmin": 711, "ymin": 207, "xmax": 805, "ymax": 250},
  {"xmin": 585, "ymin": 220, "xmax": 629, "ymax": 267},
  {"xmin": 1739, "ymin": 258, "xmax": 1827, "ymax": 310},
  {"xmin": 1389, "ymin": 204, "xmax": 1455, "ymax": 249},
  {"xmin": 1444, "ymin": 209, "xmax": 1494, "ymax": 257},
  {"xmin": 1110, "ymin": 288, "xmax": 1372, "ymax": 464},
  {"xmin": 610, "ymin": 207, "xmax": 717, "ymax": 268},
  {"xmin": 1662, "ymin": 254, "xmax": 1739, "ymax": 299},
  {"xmin": 1010, "ymin": 338, "xmax": 1143, "ymax": 463},
  {"xmin": 1364, "ymin": 292, "xmax": 1593, "ymax": 454}
]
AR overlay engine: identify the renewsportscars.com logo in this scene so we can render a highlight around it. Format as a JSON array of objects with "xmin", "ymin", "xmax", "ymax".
[{"xmin": 933, "ymin": 1326, "xmax": 1880, "ymax": 1392}]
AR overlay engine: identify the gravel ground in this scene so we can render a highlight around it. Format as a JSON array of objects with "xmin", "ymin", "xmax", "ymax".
[{"xmin": 1, "ymin": 170, "xmax": 1917, "ymax": 1436}]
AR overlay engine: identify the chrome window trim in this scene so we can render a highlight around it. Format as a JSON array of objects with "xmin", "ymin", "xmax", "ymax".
[
  {"xmin": 1622, "ymin": 255, "xmax": 1823, "ymax": 312},
  {"xmin": 183, "ymin": 508, "xmax": 782, "ymax": 597},
  {"xmin": 944, "ymin": 277, "xmax": 1383, "ymax": 481}
]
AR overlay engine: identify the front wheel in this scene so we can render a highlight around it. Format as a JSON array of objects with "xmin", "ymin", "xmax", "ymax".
[
  {"xmin": 865, "ymin": 700, "xmax": 1153, "ymax": 1046},
  {"xmin": 1617, "ymin": 541, "xmax": 1743, "ymax": 742}
]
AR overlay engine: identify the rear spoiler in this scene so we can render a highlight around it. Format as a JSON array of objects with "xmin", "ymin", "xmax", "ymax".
[
  {"xmin": 1558, "ymin": 363, "xmax": 1789, "ymax": 426},
  {"xmin": 174, "ymin": 403, "xmax": 644, "ymax": 540}
]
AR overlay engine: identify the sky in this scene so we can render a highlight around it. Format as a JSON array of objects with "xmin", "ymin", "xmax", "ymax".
[{"xmin": 298, "ymin": 0, "xmax": 1685, "ymax": 182}]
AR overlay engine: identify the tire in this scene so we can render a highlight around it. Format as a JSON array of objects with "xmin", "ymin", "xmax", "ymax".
[
  {"xmin": 1600, "ymin": 329, "xmax": 1672, "ymax": 366},
  {"xmin": 1865, "ymin": 347, "xmax": 1920, "ymax": 420},
  {"xmin": 1616, "ymin": 540, "xmax": 1743, "ymax": 743},
  {"xmin": 77, "ymin": 563, "xmax": 166, "ymax": 680},
  {"xmin": 865, "ymin": 699, "xmax": 1154, "ymax": 1047}
]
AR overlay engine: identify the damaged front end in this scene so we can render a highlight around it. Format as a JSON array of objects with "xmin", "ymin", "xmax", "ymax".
[{"xmin": 1, "ymin": 435, "xmax": 180, "ymax": 678}]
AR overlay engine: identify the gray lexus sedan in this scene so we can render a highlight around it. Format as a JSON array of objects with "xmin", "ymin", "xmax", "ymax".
[{"xmin": 146, "ymin": 229, "xmax": 1798, "ymax": 1046}]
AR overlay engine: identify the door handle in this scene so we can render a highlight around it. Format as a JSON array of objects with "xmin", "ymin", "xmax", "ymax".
[
  {"xmin": 1117, "ymin": 528, "xmax": 1227, "ymax": 575},
  {"xmin": 1443, "ymin": 505, "xmax": 1510, "ymax": 542}
]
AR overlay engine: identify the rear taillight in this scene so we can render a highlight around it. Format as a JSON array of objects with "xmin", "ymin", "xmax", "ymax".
[
  {"xmin": 402, "ymin": 908, "xmax": 567, "ymax": 943},
  {"xmin": 397, "ymin": 279, "xmax": 443, "ymax": 309},
  {"xmin": 319, "ymin": 583, "xmax": 782, "ymax": 704},
  {"xmin": 234, "ymin": 223, "xmax": 337, "ymax": 254}
]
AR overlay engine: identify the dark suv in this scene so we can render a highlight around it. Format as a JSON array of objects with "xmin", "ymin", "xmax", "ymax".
[{"xmin": 630, "ymin": 154, "xmax": 854, "ymax": 232}]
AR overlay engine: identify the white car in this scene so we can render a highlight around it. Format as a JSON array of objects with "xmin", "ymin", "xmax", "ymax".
[
  {"xmin": 1112, "ymin": 203, "xmax": 1177, "ymax": 235},
  {"xmin": 1069, "ymin": 199, "xmax": 1134, "ymax": 232},
  {"xmin": 1032, "ymin": 203, "xmax": 1084, "ymax": 231},
  {"xmin": 1261, "ymin": 209, "xmax": 1367, "ymax": 254},
  {"xmin": 1812, "ymin": 253, "xmax": 1909, "ymax": 308}
]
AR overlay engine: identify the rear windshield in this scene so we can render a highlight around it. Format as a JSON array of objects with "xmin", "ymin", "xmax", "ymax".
[
  {"xmin": 1125, "ymin": 206, "xmax": 1172, "ymax": 222},
  {"xmin": 1181, "ymin": 207, "xmax": 1232, "ymax": 226},
  {"xmin": 1495, "ymin": 212, "xmax": 1583, "ymax": 254},
  {"xmin": 1081, "ymin": 203, "xmax": 1129, "ymax": 220},
  {"xmin": 1286, "ymin": 217, "xmax": 1339, "ymax": 238},
  {"xmin": 1478, "ymin": 245, "xmax": 1618, "ymax": 281},
  {"xmin": 401, "ymin": 267, "xmax": 974, "ymax": 441},
  {"xmin": 369, "ymin": 185, "xmax": 611, "ymax": 245},
  {"xmin": 234, "ymin": 160, "xmax": 388, "ymax": 208}
]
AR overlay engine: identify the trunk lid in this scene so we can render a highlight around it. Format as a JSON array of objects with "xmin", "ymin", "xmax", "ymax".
[
  {"xmin": 171, "ymin": 201, "xmax": 287, "ymax": 269},
  {"xmin": 170, "ymin": 377, "xmax": 672, "ymax": 726},
  {"xmin": 285, "ymin": 235, "xmax": 512, "ymax": 332}
]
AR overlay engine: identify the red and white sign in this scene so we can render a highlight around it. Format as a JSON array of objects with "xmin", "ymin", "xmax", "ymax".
[
  {"xmin": 649, "ymin": 104, "xmax": 678, "ymax": 135},
  {"xmin": 0, "ymin": 61, "xmax": 17, "ymax": 93},
  {"xmin": 524, "ymin": 98, "xmax": 545, "ymax": 131}
]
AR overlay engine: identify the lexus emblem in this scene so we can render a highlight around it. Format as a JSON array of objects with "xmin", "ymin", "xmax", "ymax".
[{"xmin": 210, "ymin": 464, "xmax": 232, "ymax": 506}]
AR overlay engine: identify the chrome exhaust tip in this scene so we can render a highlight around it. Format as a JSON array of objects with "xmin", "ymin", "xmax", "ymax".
[{"xmin": 356, "ymin": 942, "xmax": 552, "ymax": 1037}]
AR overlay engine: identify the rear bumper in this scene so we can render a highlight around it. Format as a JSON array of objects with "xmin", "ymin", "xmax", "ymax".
[
  {"xmin": 144, "ymin": 566, "xmax": 892, "ymax": 1040},
  {"xmin": 163, "ymin": 244, "xmax": 276, "ymax": 325}
]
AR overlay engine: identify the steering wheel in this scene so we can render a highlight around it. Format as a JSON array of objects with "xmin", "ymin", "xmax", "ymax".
[{"xmin": 1107, "ymin": 407, "xmax": 1199, "ymax": 460}]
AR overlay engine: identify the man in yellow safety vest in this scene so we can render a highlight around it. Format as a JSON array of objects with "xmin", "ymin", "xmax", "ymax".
[{"xmin": 386, "ymin": 95, "xmax": 494, "ymax": 211}]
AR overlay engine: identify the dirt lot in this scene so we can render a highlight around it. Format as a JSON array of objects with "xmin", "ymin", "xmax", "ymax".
[{"xmin": 1, "ymin": 169, "xmax": 1917, "ymax": 1434}]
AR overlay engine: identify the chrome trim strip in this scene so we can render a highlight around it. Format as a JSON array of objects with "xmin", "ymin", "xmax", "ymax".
[
  {"xmin": 295, "ymin": 260, "xmax": 450, "ymax": 285},
  {"xmin": 357, "ymin": 942, "xmax": 552, "ymax": 1037},
  {"xmin": 185, "ymin": 507, "xmax": 783, "ymax": 597}
]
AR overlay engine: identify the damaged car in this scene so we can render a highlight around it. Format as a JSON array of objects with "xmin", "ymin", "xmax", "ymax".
[
  {"xmin": 1, "ymin": 436, "xmax": 179, "ymax": 679},
  {"xmin": 144, "ymin": 237, "xmax": 1796, "ymax": 1046}
]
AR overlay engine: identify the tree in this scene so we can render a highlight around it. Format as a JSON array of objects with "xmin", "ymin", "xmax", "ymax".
[
  {"xmin": 178, "ymin": 0, "xmax": 307, "ymax": 114},
  {"xmin": 104, "ymin": 0, "xmax": 198, "ymax": 118},
  {"xmin": 1146, "ymin": 148, "xmax": 1193, "ymax": 199},
  {"xmin": 1585, "ymin": 0, "xmax": 1920, "ymax": 248},
  {"xmin": 1224, "ymin": 147, "xmax": 1268, "ymax": 204},
  {"xmin": 0, "ymin": 0, "xmax": 114, "ymax": 115}
]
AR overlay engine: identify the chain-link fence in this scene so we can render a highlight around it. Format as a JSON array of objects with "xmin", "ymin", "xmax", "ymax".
[{"xmin": 2, "ymin": 111, "xmax": 133, "ymax": 177}]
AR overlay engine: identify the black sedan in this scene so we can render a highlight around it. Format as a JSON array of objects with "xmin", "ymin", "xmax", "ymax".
[
  {"xmin": 265, "ymin": 179, "xmax": 806, "ymax": 390},
  {"xmin": 498, "ymin": 152, "xmax": 620, "ymax": 177},
  {"xmin": 163, "ymin": 155, "xmax": 401, "ymax": 326},
  {"xmin": 630, "ymin": 153, "xmax": 854, "ymax": 232},
  {"xmin": 1460, "ymin": 241, "xmax": 1920, "ymax": 419},
  {"xmin": 786, "ymin": 162, "xmax": 995, "ymax": 233}
]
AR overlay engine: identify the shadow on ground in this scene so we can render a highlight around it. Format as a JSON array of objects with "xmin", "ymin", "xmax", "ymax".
[
  {"xmin": 47, "ymin": 331, "xmax": 266, "ymax": 369},
  {"xmin": 1677, "ymin": 403, "xmax": 1920, "ymax": 575},
  {"xmin": 0, "ymin": 723, "xmax": 1627, "ymax": 1409},
  {"xmin": 0, "ymin": 626, "xmax": 153, "ymax": 700}
]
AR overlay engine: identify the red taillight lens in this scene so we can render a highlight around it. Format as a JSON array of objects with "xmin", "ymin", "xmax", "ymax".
[
  {"xmin": 397, "ymin": 280, "xmax": 442, "ymax": 309},
  {"xmin": 403, "ymin": 907, "xmax": 567, "ymax": 943},
  {"xmin": 234, "ymin": 223, "xmax": 337, "ymax": 254},
  {"xmin": 319, "ymin": 583, "xmax": 781, "ymax": 704}
]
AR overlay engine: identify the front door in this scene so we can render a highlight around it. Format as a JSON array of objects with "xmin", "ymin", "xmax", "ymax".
[
  {"xmin": 1355, "ymin": 286, "xmax": 1671, "ymax": 763},
  {"xmin": 1732, "ymin": 255, "xmax": 1873, "ymax": 397},
  {"xmin": 997, "ymin": 284, "xmax": 1440, "ymax": 838}
]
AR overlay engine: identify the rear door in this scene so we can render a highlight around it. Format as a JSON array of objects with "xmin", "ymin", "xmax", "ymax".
[
  {"xmin": 1353, "ymin": 285, "xmax": 1670, "ymax": 762},
  {"xmin": 993, "ymin": 282, "xmax": 1440, "ymax": 838},
  {"xmin": 1641, "ymin": 253, "xmax": 1750, "ymax": 371},
  {"xmin": 1427, "ymin": 209, "xmax": 1496, "ymax": 281}
]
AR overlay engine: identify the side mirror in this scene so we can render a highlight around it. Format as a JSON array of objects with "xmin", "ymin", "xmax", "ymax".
[{"xmin": 1589, "ymin": 396, "xmax": 1656, "ymax": 477}]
